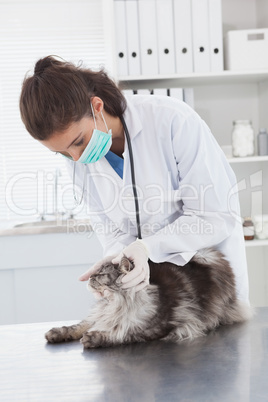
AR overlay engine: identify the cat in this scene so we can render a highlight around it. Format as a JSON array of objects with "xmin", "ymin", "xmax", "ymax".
[{"xmin": 45, "ymin": 247, "xmax": 252, "ymax": 348}]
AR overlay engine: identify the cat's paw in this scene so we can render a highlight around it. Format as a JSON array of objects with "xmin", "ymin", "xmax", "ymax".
[
  {"xmin": 45, "ymin": 327, "xmax": 66, "ymax": 343},
  {"xmin": 81, "ymin": 331, "xmax": 102, "ymax": 349}
]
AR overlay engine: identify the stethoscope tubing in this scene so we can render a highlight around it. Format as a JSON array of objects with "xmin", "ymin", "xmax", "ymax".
[{"xmin": 120, "ymin": 116, "xmax": 142, "ymax": 240}]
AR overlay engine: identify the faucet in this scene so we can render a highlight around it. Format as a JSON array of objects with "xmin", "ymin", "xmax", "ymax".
[
  {"xmin": 54, "ymin": 168, "xmax": 60, "ymax": 217},
  {"xmin": 54, "ymin": 168, "xmax": 74, "ymax": 220},
  {"xmin": 54, "ymin": 168, "xmax": 67, "ymax": 220},
  {"xmin": 38, "ymin": 168, "xmax": 73, "ymax": 222}
]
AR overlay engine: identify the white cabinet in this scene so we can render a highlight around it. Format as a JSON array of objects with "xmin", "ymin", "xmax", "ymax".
[
  {"xmin": 0, "ymin": 232, "xmax": 103, "ymax": 325},
  {"xmin": 112, "ymin": 0, "xmax": 268, "ymax": 306}
]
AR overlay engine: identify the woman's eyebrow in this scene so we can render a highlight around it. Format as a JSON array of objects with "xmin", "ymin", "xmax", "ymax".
[{"xmin": 67, "ymin": 132, "xmax": 82, "ymax": 149}]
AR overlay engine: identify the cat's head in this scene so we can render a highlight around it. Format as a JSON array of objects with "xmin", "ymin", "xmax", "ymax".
[{"xmin": 88, "ymin": 255, "xmax": 134, "ymax": 296}]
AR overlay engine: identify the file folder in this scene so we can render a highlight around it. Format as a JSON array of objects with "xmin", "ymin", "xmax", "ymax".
[
  {"xmin": 156, "ymin": 0, "xmax": 176, "ymax": 74},
  {"xmin": 114, "ymin": 0, "xmax": 128, "ymax": 77},
  {"xmin": 122, "ymin": 89, "xmax": 134, "ymax": 96},
  {"xmin": 191, "ymin": 0, "xmax": 210, "ymax": 73},
  {"xmin": 153, "ymin": 88, "xmax": 168, "ymax": 96},
  {"xmin": 136, "ymin": 89, "xmax": 151, "ymax": 95},
  {"xmin": 125, "ymin": 0, "xmax": 141, "ymax": 76},
  {"xmin": 183, "ymin": 88, "xmax": 195, "ymax": 109},
  {"xmin": 173, "ymin": 0, "xmax": 194, "ymax": 74},
  {"xmin": 208, "ymin": 0, "xmax": 224, "ymax": 72},
  {"xmin": 169, "ymin": 88, "xmax": 184, "ymax": 101},
  {"xmin": 138, "ymin": 0, "xmax": 159, "ymax": 75}
]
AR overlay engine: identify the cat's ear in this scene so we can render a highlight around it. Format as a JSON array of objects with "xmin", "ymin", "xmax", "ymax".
[{"xmin": 119, "ymin": 255, "xmax": 134, "ymax": 274}]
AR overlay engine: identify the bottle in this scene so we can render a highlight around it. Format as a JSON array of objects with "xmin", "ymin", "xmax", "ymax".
[
  {"xmin": 257, "ymin": 128, "xmax": 268, "ymax": 156},
  {"xmin": 232, "ymin": 120, "xmax": 254, "ymax": 157},
  {"xmin": 243, "ymin": 217, "xmax": 255, "ymax": 240}
]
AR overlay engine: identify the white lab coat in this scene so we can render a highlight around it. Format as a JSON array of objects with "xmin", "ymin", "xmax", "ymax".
[{"xmin": 68, "ymin": 95, "xmax": 249, "ymax": 303}]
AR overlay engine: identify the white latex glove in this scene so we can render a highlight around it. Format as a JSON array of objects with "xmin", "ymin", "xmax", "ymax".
[
  {"xmin": 79, "ymin": 255, "xmax": 117, "ymax": 282},
  {"xmin": 112, "ymin": 239, "xmax": 150, "ymax": 292}
]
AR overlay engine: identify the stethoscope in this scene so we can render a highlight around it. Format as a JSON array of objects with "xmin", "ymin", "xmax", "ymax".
[{"xmin": 72, "ymin": 116, "xmax": 142, "ymax": 240}]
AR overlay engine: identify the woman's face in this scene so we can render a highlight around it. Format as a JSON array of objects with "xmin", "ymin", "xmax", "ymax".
[
  {"xmin": 41, "ymin": 115, "xmax": 99, "ymax": 161},
  {"xmin": 40, "ymin": 97, "xmax": 109, "ymax": 161}
]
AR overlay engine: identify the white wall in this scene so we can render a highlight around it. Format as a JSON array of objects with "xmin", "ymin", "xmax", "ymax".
[
  {"xmin": 222, "ymin": 0, "xmax": 257, "ymax": 36},
  {"xmin": 194, "ymin": 84, "xmax": 259, "ymax": 147},
  {"xmin": 256, "ymin": 0, "xmax": 268, "ymax": 27}
]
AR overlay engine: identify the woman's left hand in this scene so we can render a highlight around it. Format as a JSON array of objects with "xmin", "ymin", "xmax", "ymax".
[{"xmin": 112, "ymin": 239, "xmax": 150, "ymax": 291}]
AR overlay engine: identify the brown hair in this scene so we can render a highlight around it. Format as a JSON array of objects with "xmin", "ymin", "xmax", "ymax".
[{"xmin": 19, "ymin": 55, "xmax": 127, "ymax": 140}]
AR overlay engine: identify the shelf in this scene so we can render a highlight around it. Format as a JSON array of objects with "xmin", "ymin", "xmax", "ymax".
[
  {"xmin": 245, "ymin": 239, "xmax": 268, "ymax": 247},
  {"xmin": 227, "ymin": 155, "xmax": 268, "ymax": 164},
  {"xmin": 118, "ymin": 69, "xmax": 268, "ymax": 88}
]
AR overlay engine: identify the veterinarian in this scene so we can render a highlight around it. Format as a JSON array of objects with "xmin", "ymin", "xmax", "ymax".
[{"xmin": 19, "ymin": 56, "xmax": 249, "ymax": 303}]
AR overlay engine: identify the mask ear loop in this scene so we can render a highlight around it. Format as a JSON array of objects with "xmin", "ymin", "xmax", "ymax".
[
  {"xmin": 90, "ymin": 101, "xmax": 109, "ymax": 133},
  {"xmin": 90, "ymin": 102, "xmax": 97, "ymax": 129},
  {"xmin": 100, "ymin": 110, "xmax": 109, "ymax": 133}
]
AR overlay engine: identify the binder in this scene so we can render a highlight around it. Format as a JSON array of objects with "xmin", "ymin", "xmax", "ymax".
[
  {"xmin": 191, "ymin": 0, "xmax": 210, "ymax": 73},
  {"xmin": 114, "ymin": 0, "xmax": 128, "ymax": 77},
  {"xmin": 138, "ymin": 0, "xmax": 159, "ymax": 76},
  {"xmin": 169, "ymin": 88, "xmax": 184, "ymax": 101},
  {"xmin": 156, "ymin": 0, "xmax": 176, "ymax": 74},
  {"xmin": 136, "ymin": 89, "xmax": 151, "ymax": 95},
  {"xmin": 125, "ymin": 0, "xmax": 141, "ymax": 76},
  {"xmin": 183, "ymin": 88, "xmax": 195, "ymax": 109},
  {"xmin": 153, "ymin": 88, "xmax": 168, "ymax": 96},
  {"xmin": 208, "ymin": 0, "xmax": 224, "ymax": 72},
  {"xmin": 173, "ymin": 0, "xmax": 194, "ymax": 74},
  {"xmin": 122, "ymin": 89, "xmax": 134, "ymax": 96}
]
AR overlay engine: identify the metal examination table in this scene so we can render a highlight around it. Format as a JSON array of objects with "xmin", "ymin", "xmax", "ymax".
[{"xmin": 0, "ymin": 308, "xmax": 267, "ymax": 401}]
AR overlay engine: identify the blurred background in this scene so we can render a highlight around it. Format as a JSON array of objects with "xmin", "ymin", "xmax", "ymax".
[{"xmin": 0, "ymin": 0, "xmax": 268, "ymax": 325}]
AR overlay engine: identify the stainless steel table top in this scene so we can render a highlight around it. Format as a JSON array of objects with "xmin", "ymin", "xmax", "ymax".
[{"xmin": 0, "ymin": 308, "xmax": 267, "ymax": 402}]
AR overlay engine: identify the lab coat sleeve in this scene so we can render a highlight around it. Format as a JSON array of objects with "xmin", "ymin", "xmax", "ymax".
[
  {"xmin": 141, "ymin": 112, "xmax": 241, "ymax": 262},
  {"xmin": 83, "ymin": 191, "xmax": 136, "ymax": 258}
]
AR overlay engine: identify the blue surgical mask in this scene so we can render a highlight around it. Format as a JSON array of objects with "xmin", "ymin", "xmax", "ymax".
[
  {"xmin": 78, "ymin": 104, "xmax": 112, "ymax": 164},
  {"xmin": 78, "ymin": 126, "xmax": 112, "ymax": 164},
  {"xmin": 61, "ymin": 103, "xmax": 112, "ymax": 164}
]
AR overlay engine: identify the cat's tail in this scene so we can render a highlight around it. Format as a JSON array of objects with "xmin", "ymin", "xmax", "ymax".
[{"xmin": 221, "ymin": 300, "xmax": 254, "ymax": 325}]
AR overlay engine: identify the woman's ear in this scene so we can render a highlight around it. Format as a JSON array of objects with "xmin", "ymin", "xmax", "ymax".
[
  {"xmin": 119, "ymin": 255, "xmax": 134, "ymax": 274},
  {"xmin": 91, "ymin": 96, "xmax": 103, "ymax": 115}
]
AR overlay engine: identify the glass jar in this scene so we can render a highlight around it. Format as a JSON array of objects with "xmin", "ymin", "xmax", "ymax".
[
  {"xmin": 232, "ymin": 120, "xmax": 254, "ymax": 157},
  {"xmin": 253, "ymin": 215, "xmax": 268, "ymax": 240},
  {"xmin": 243, "ymin": 217, "xmax": 255, "ymax": 240}
]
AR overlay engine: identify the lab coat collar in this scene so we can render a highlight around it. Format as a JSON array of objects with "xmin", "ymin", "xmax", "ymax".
[
  {"xmin": 122, "ymin": 97, "xmax": 143, "ymax": 155},
  {"xmin": 86, "ymin": 97, "xmax": 142, "ymax": 228},
  {"xmin": 92, "ymin": 96, "xmax": 143, "ymax": 180}
]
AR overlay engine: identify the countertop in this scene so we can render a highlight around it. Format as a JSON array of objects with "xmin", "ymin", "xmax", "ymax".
[
  {"xmin": 0, "ymin": 218, "xmax": 93, "ymax": 237},
  {"xmin": 0, "ymin": 308, "xmax": 268, "ymax": 402}
]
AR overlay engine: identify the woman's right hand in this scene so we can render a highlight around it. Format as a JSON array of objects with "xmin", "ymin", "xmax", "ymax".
[{"xmin": 79, "ymin": 255, "xmax": 117, "ymax": 282}]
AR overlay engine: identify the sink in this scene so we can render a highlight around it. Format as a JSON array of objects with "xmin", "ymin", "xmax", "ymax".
[
  {"xmin": 14, "ymin": 220, "xmax": 63, "ymax": 228},
  {"xmin": 0, "ymin": 218, "xmax": 93, "ymax": 237},
  {"xmin": 14, "ymin": 218, "xmax": 92, "ymax": 228},
  {"xmin": 13, "ymin": 218, "xmax": 92, "ymax": 232}
]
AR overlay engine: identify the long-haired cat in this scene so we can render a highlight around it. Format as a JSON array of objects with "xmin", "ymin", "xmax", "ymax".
[{"xmin": 45, "ymin": 248, "xmax": 252, "ymax": 348}]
